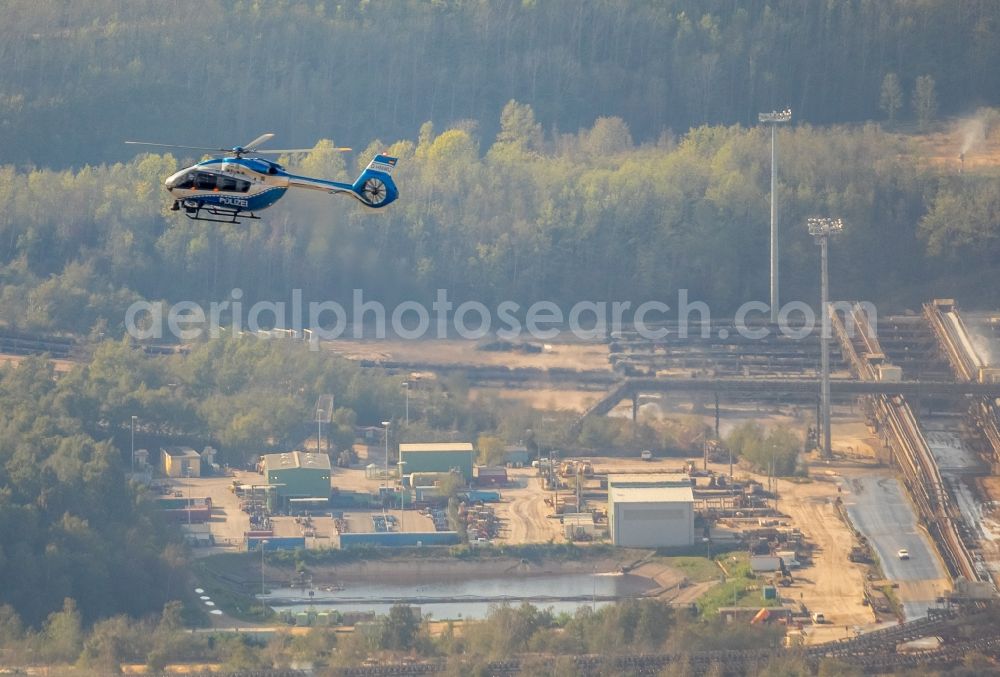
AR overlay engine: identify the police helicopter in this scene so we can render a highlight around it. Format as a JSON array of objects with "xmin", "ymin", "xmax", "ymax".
[{"xmin": 125, "ymin": 133, "xmax": 398, "ymax": 223}]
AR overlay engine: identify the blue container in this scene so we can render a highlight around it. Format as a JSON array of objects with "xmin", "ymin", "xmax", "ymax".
[{"xmin": 461, "ymin": 490, "xmax": 501, "ymax": 503}]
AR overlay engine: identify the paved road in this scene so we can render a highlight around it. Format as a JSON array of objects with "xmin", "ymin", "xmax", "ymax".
[{"xmin": 840, "ymin": 474, "xmax": 948, "ymax": 619}]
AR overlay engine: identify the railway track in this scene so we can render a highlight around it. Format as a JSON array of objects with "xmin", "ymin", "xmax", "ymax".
[
  {"xmin": 831, "ymin": 303, "xmax": 981, "ymax": 583},
  {"xmin": 924, "ymin": 301, "xmax": 1000, "ymax": 465}
]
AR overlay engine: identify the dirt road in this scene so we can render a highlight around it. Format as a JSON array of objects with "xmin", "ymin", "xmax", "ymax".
[
  {"xmin": 496, "ymin": 470, "xmax": 563, "ymax": 544},
  {"xmin": 772, "ymin": 473, "xmax": 874, "ymax": 632}
]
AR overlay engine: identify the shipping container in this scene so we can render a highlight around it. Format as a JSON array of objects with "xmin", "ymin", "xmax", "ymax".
[
  {"xmin": 461, "ymin": 490, "xmax": 501, "ymax": 503},
  {"xmin": 473, "ymin": 466, "xmax": 508, "ymax": 486},
  {"xmin": 244, "ymin": 530, "xmax": 274, "ymax": 538},
  {"xmin": 408, "ymin": 471, "xmax": 455, "ymax": 488},
  {"xmin": 156, "ymin": 496, "xmax": 212, "ymax": 509},
  {"xmin": 413, "ymin": 486, "xmax": 448, "ymax": 504}
]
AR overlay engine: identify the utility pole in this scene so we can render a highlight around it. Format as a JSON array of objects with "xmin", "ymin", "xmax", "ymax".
[
  {"xmin": 759, "ymin": 109, "xmax": 792, "ymax": 323},
  {"xmin": 260, "ymin": 539, "xmax": 269, "ymax": 596},
  {"xmin": 317, "ymin": 409, "xmax": 323, "ymax": 455},
  {"xmin": 382, "ymin": 420, "xmax": 391, "ymax": 518},
  {"xmin": 402, "ymin": 381, "xmax": 409, "ymax": 426},
  {"xmin": 398, "ymin": 459, "xmax": 407, "ymax": 532},
  {"xmin": 808, "ymin": 217, "xmax": 844, "ymax": 460},
  {"xmin": 130, "ymin": 415, "xmax": 137, "ymax": 475}
]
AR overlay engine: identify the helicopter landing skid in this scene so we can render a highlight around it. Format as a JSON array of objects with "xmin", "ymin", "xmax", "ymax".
[{"xmin": 183, "ymin": 205, "xmax": 261, "ymax": 224}]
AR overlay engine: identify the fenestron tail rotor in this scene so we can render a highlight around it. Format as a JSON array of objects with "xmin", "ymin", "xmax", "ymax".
[{"xmin": 362, "ymin": 177, "xmax": 388, "ymax": 205}]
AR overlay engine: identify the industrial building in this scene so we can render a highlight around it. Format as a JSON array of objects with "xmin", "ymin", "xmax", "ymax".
[
  {"xmin": 262, "ymin": 451, "xmax": 331, "ymax": 503},
  {"xmin": 160, "ymin": 446, "xmax": 201, "ymax": 477},
  {"xmin": 399, "ymin": 442, "xmax": 475, "ymax": 482},
  {"xmin": 503, "ymin": 445, "xmax": 530, "ymax": 467},
  {"xmin": 607, "ymin": 473, "xmax": 694, "ymax": 548}
]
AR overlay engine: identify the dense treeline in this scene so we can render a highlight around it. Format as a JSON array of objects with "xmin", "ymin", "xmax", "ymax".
[
  {"xmin": 0, "ymin": 113, "xmax": 989, "ymax": 337},
  {"xmin": 0, "ymin": 355, "xmax": 183, "ymax": 627},
  {"xmin": 6, "ymin": 597, "xmax": 992, "ymax": 675},
  {"xmin": 2, "ymin": 1, "xmax": 999, "ymax": 169}
]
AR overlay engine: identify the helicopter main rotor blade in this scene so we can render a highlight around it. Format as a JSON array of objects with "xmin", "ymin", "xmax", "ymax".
[
  {"xmin": 125, "ymin": 141, "xmax": 227, "ymax": 152},
  {"xmin": 255, "ymin": 147, "xmax": 353, "ymax": 154},
  {"xmin": 242, "ymin": 133, "xmax": 275, "ymax": 152}
]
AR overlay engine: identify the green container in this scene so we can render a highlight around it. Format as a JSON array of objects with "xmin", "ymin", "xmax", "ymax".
[{"xmin": 762, "ymin": 585, "xmax": 777, "ymax": 600}]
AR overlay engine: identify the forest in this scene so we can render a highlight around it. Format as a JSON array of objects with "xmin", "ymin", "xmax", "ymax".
[
  {"xmin": 1, "ymin": 113, "xmax": 997, "ymax": 340},
  {"xmin": 2, "ymin": 1, "xmax": 1000, "ymax": 169},
  {"xmin": 2, "ymin": 0, "xmax": 1000, "ymax": 669},
  {"xmin": 1, "ymin": 1, "xmax": 998, "ymax": 330}
]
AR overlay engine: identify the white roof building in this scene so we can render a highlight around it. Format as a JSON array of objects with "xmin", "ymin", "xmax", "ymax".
[{"xmin": 608, "ymin": 474, "xmax": 695, "ymax": 548}]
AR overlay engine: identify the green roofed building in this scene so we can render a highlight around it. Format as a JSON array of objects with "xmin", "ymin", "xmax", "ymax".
[
  {"xmin": 399, "ymin": 442, "xmax": 475, "ymax": 482},
  {"xmin": 262, "ymin": 451, "xmax": 331, "ymax": 501}
]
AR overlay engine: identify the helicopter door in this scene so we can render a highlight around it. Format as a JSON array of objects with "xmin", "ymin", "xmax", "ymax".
[
  {"xmin": 217, "ymin": 176, "xmax": 252, "ymax": 193},
  {"xmin": 194, "ymin": 172, "xmax": 217, "ymax": 191}
]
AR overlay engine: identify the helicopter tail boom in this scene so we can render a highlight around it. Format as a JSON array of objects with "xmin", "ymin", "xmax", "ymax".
[{"xmin": 285, "ymin": 154, "xmax": 398, "ymax": 208}]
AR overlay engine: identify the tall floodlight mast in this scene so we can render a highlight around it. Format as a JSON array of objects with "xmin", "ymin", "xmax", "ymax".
[
  {"xmin": 807, "ymin": 217, "xmax": 844, "ymax": 460},
  {"xmin": 759, "ymin": 109, "xmax": 793, "ymax": 323}
]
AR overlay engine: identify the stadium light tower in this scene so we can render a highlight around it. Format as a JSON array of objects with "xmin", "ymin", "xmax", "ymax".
[
  {"xmin": 759, "ymin": 108, "xmax": 793, "ymax": 323},
  {"xmin": 807, "ymin": 217, "xmax": 844, "ymax": 460}
]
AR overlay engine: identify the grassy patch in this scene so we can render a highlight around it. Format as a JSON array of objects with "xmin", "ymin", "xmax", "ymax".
[
  {"xmin": 695, "ymin": 552, "xmax": 781, "ymax": 616},
  {"xmin": 881, "ymin": 584, "xmax": 903, "ymax": 619},
  {"xmin": 660, "ymin": 556, "xmax": 723, "ymax": 583}
]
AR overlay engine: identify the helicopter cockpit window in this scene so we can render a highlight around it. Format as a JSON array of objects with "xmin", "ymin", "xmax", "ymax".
[
  {"xmin": 217, "ymin": 176, "xmax": 252, "ymax": 193},
  {"xmin": 175, "ymin": 173, "xmax": 195, "ymax": 190},
  {"xmin": 194, "ymin": 173, "xmax": 217, "ymax": 191}
]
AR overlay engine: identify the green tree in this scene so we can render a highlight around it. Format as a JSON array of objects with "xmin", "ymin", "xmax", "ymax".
[
  {"xmin": 381, "ymin": 604, "xmax": 421, "ymax": 651},
  {"xmin": 491, "ymin": 100, "xmax": 544, "ymax": 159},
  {"xmin": 913, "ymin": 74, "xmax": 939, "ymax": 130},
  {"xmin": 476, "ymin": 434, "xmax": 506, "ymax": 466},
  {"xmin": 725, "ymin": 422, "xmax": 801, "ymax": 476},
  {"xmin": 41, "ymin": 598, "xmax": 83, "ymax": 663},
  {"xmin": 879, "ymin": 73, "xmax": 903, "ymax": 124},
  {"xmin": 78, "ymin": 615, "xmax": 151, "ymax": 671}
]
